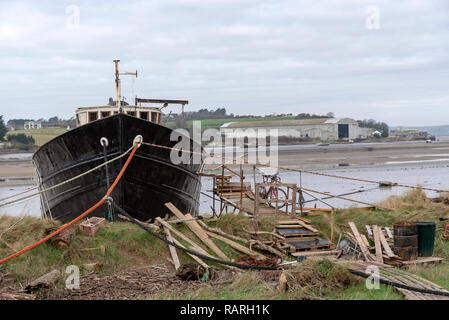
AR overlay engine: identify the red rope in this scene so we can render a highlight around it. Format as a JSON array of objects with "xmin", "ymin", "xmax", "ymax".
[
  {"xmin": 141, "ymin": 141, "xmax": 448, "ymax": 193},
  {"xmin": 0, "ymin": 143, "xmax": 139, "ymax": 265}
]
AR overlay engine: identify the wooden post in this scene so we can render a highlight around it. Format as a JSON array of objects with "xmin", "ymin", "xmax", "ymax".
[
  {"xmin": 292, "ymin": 185, "xmax": 297, "ymax": 217},
  {"xmin": 255, "ymin": 182, "xmax": 260, "ymax": 218},
  {"xmin": 275, "ymin": 184, "xmax": 278, "ymax": 219},
  {"xmin": 331, "ymin": 209, "xmax": 335, "ymax": 243},
  {"xmin": 219, "ymin": 165, "xmax": 225, "ymax": 216},
  {"xmin": 299, "ymin": 188, "xmax": 304, "ymax": 217},
  {"xmin": 212, "ymin": 176, "xmax": 216, "ymax": 217},
  {"xmin": 240, "ymin": 163, "xmax": 243, "ymax": 210},
  {"xmin": 253, "ymin": 165, "xmax": 257, "ymax": 215}
]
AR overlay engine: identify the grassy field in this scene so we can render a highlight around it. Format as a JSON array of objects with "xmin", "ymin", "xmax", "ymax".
[
  {"xmin": 7, "ymin": 128, "xmax": 67, "ymax": 146},
  {"xmin": 1, "ymin": 189, "xmax": 448, "ymax": 300},
  {"xmin": 164, "ymin": 116, "xmax": 296, "ymax": 131}
]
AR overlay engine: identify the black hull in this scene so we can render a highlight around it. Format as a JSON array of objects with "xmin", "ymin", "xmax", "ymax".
[{"xmin": 33, "ymin": 114, "xmax": 203, "ymax": 223}]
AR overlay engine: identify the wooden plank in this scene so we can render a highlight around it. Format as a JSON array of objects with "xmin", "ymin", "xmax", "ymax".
[
  {"xmin": 164, "ymin": 227, "xmax": 180, "ymax": 270},
  {"xmin": 170, "ymin": 236, "xmax": 209, "ymax": 269},
  {"xmin": 165, "ymin": 202, "xmax": 229, "ymax": 261},
  {"xmin": 204, "ymin": 231, "xmax": 266, "ymax": 258},
  {"xmin": 401, "ymin": 257, "xmax": 443, "ymax": 266},
  {"xmin": 365, "ymin": 225, "xmax": 373, "ymax": 237},
  {"xmin": 385, "ymin": 227, "xmax": 393, "ymax": 239},
  {"xmin": 291, "ymin": 250, "xmax": 339, "ymax": 257},
  {"xmin": 348, "ymin": 222, "xmax": 374, "ymax": 261},
  {"xmin": 373, "ymin": 225, "xmax": 384, "ymax": 264},
  {"xmin": 361, "ymin": 234, "xmax": 371, "ymax": 248},
  {"xmin": 296, "ymin": 220, "xmax": 319, "ymax": 233},
  {"xmin": 155, "ymin": 217, "xmax": 210, "ymax": 257},
  {"xmin": 378, "ymin": 229, "xmax": 395, "ymax": 258}
]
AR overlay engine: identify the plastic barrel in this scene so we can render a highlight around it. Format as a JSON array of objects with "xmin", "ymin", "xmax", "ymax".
[
  {"xmin": 416, "ymin": 222, "xmax": 436, "ymax": 257},
  {"xmin": 393, "ymin": 222, "xmax": 418, "ymax": 261}
]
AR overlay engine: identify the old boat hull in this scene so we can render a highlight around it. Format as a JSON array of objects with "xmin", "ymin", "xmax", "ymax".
[{"xmin": 33, "ymin": 114, "xmax": 202, "ymax": 223}]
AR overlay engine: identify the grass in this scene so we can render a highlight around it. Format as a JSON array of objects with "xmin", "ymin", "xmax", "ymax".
[
  {"xmin": 0, "ymin": 217, "xmax": 171, "ymax": 282},
  {"xmin": 7, "ymin": 128, "xmax": 67, "ymax": 146},
  {"xmin": 2, "ymin": 189, "xmax": 449, "ymax": 300}
]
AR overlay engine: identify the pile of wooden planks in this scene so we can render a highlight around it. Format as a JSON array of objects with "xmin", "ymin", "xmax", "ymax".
[
  {"xmin": 345, "ymin": 222, "xmax": 443, "ymax": 267},
  {"xmin": 156, "ymin": 202, "xmax": 269, "ymax": 271},
  {"xmin": 344, "ymin": 260, "xmax": 449, "ymax": 300},
  {"xmin": 274, "ymin": 219, "xmax": 332, "ymax": 254},
  {"xmin": 346, "ymin": 222, "xmax": 402, "ymax": 265}
]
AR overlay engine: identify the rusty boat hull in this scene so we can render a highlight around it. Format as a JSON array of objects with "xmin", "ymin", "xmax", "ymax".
[{"xmin": 33, "ymin": 114, "xmax": 202, "ymax": 223}]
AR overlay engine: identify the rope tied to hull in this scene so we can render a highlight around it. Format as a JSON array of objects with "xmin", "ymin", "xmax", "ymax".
[
  {"xmin": 0, "ymin": 143, "xmax": 139, "ymax": 265},
  {"xmin": 0, "ymin": 144, "xmax": 137, "ymax": 209}
]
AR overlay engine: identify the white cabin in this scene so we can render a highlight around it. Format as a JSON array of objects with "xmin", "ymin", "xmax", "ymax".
[{"xmin": 75, "ymin": 105, "xmax": 162, "ymax": 127}]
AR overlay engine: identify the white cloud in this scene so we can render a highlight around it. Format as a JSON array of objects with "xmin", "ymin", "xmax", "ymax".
[{"xmin": 0, "ymin": 0, "xmax": 448, "ymax": 125}]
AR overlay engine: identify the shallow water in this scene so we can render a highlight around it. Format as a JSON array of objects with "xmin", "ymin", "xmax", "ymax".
[
  {"xmin": 2, "ymin": 155, "xmax": 449, "ymax": 218},
  {"xmin": 0, "ymin": 153, "xmax": 33, "ymax": 161},
  {"xmin": 198, "ymin": 161, "xmax": 449, "ymax": 213}
]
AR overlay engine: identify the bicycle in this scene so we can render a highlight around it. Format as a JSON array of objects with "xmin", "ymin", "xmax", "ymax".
[{"xmin": 259, "ymin": 173, "xmax": 288, "ymax": 209}]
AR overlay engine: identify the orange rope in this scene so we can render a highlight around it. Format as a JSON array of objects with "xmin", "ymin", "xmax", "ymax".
[{"xmin": 0, "ymin": 143, "xmax": 139, "ymax": 265}]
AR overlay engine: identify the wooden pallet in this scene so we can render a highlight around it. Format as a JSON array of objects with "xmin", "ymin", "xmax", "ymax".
[
  {"xmin": 288, "ymin": 240, "xmax": 332, "ymax": 253},
  {"xmin": 275, "ymin": 227, "xmax": 319, "ymax": 238}
]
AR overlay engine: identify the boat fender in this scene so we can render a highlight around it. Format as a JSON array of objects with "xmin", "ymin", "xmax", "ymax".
[
  {"xmin": 133, "ymin": 135, "xmax": 143, "ymax": 148},
  {"xmin": 100, "ymin": 137, "xmax": 109, "ymax": 147}
]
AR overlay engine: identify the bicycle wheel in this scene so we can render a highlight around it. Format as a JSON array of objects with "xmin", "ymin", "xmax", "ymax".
[{"xmin": 267, "ymin": 187, "xmax": 287, "ymax": 209}]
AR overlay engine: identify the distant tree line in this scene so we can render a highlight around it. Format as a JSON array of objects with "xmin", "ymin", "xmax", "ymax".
[
  {"xmin": 0, "ymin": 116, "xmax": 6, "ymax": 141},
  {"xmin": 7, "ymin": 133, "xmax": 35, "ymax": 145},
  {"xmin": 295, "ymin": 112, "xmax": 334, "ymax": 119},
  {"xmin": 7, "ymin": 116, "xmax": 76, "ymax": 130},
  {"xmin": 357, "ymin": 119, "xmax": 389, "ymax": 137}
]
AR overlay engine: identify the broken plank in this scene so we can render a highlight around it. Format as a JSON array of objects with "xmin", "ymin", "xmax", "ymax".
[
  {"xmin": 204, "ymin": 230, "xmax": 266, "ymax": 259},
  {"xmin": 348, "ymin": 222, "xmax": 374, "ymax": 261},
  {"xmin": 170, "ymin": 236, "xmax": 209, "ymax": 269},
  {"xmin": 365, "ymin": 225, "xmax": 373, "ymax": 237},
  {"xmin": 378, "ymin": 229, "xmax": 395, "ymax": 258},
  {"xmin": 165, "ymin": 203, "xmax": 229, "ymax": 261},
  {"xmin": 401, "ymin": 257, "xmax": 443, "ymax": 266},
  {"xmin": 291, "ymin": 250, "xmax": 340, "ymax": 257},
  {"xmin": 155, "ymin": 217, "xmax": 210, "ymax": 257},
  {"xmin": 385, "ymin": 227, "xmax": 393, "ymax": 239},
  {"xmin": 373, "ymin": 225, "xmax": 384, "ymax": 264},
  {"xmin": 164, "ymin": 227, "xmax": 180, "ymax": 270}
]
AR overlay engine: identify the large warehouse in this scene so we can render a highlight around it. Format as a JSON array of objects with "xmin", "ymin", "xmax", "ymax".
[{"xmin": 220, "ymin": 118, "xmax": 374, "ymax": 141}]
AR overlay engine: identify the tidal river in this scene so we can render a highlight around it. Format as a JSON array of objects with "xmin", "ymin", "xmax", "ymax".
[{"xmin": 1, "ymin": 142, "xmax": 449, "ymax": 217}]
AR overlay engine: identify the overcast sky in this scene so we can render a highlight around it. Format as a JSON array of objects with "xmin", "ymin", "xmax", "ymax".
[{"xmin": 1, "ymin": 0, "xmax": 448, "ymax": 126}]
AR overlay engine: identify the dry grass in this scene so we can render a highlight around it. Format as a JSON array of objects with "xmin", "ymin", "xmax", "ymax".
[{"xmin": 282, "ymin": 259, "xmax": 360, "ymax": 299}]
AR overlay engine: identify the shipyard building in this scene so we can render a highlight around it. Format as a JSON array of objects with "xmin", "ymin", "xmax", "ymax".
[{"xmin": 220, "ymin": 118, "xmax": 374, "ymax": 141}]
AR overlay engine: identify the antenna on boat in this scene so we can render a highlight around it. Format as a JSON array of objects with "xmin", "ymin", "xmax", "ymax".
[{"xmin": 113, "ymin": 59, "xmax": 138, "ymax": 113}]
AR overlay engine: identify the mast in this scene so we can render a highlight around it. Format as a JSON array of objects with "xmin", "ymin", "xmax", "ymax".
[{"xmin": 113, "ymin": 59, "xmax": 138, "ymax": 113}]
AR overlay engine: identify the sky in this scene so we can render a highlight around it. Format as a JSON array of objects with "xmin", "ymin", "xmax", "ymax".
[{"xmin": 0, "ymin": 0, "xmax": 448, "ymax": 126}]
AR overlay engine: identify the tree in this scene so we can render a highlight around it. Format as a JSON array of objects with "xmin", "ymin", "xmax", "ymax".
[
  {"xmin": 0, "ymin": 116, "xmax": 7, "ymax": 141},
  {"xmin": 48, "ymin": 116, "xmax": 59, "ymax": 122},
  {"xmin": 7, "ymin": 133, "xmax": 35, "ymax": 145},
  {"xmin": 326, "ymin": 112, "xmax": 335, "ymax": 118}
]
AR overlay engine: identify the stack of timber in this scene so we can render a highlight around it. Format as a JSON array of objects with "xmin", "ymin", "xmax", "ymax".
[
  {"xmin": 346, "ymin": 222, "xmax": 442, "ymax": 267},
  {"xmin": 155, "ymin": 202, "xmax": 275, "ymax": 271},
  {"xmin": 344, "ymin": 260, "xmax": 449, "ymax": 300},
  {"xmin": 275, "ymin": 218, "xmax": 332, "ymax": 255}
]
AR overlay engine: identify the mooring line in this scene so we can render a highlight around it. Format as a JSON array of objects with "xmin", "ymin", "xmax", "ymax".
[
  {"xmin": 0, "ymin": 144, "xmax": 137, "ymax": 209},
  {"xmin": 140, "ymin": 141, "xmax": 448, "ymax": 193},
  {"xmin": 0, "ymin": 143, "xmax": 139, "ymax": 264},
  {"xmin": 112, "ymin": 202, "xmax": 279, "ymax": 271}
]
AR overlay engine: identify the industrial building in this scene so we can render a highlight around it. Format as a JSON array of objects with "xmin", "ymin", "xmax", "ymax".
[{"xmin": 220, "ymin": 117, "xmax": 374, "ymax": 141}]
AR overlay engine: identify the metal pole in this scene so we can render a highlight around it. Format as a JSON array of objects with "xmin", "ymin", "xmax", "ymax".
[{"xmin": 113, "ymin": 60, "xmax": 121, "ymax": 112}]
